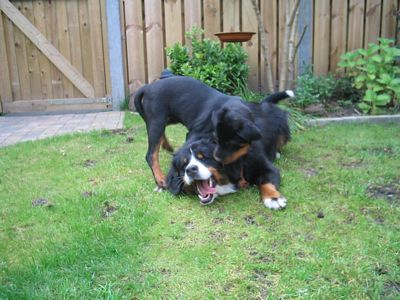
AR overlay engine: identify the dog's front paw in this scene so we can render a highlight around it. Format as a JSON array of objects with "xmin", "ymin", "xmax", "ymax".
[
  {"xmin": 263, "ymin": 196, "xmax": 287, "ymax": 210},
  {"xmin": 153, "ymin": 186, "xmax": 165, "ymax": 193}
]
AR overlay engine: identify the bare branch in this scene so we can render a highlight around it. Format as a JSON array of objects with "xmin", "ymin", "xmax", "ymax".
[{"xmin": 250, "ymin": 0, "xmax": 275, "ymax": 92}]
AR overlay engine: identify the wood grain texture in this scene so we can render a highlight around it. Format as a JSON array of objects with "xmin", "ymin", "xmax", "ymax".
[{"xmin": 313, "ymin": 0, "xmax": 330, "ymax": 75}]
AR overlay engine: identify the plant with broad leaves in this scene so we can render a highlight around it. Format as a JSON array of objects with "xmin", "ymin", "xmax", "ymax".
[
  {"xmin": 166, "ymin": 27, "xmax": 249, "ymax": 95},
  {"xmin": 338, "ymin": 38, "xmax": 400, "ymax": 114}
]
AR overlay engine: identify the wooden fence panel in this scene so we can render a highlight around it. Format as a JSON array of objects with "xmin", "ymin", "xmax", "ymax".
[
  {"xmin": 144, "ymin": 0, "xmax": 164, "ymax": 83},
  {"xmin": 124, "ymin": 0, "xmax": 146, "ymax": 93},
  {"xmin": 330, "ymin": 0, "xmax": 348, "ymax": 73},
  {"xmin": 365, "ymin": 0, "xmax": 382, "ymax": 45},
  {"xmin": 164, "ymin": 0, "xmax": 183, "ymax": 49},
  {"xmin": 313, "ymin": 0, "xmax": 330, "ymax": 75},
  {"xmin": 348, "ymin": 0, "xmax": 365, "ymax": 51},
  {"xmin": 0, "ymin": 10, "xmax": 12, "ymax": 103},
  {"xmin": 261, "ymin": 0, "xmax": 278, "ymax": 89},
  {"xmin": 119, "ymin": 0, "xmax": 399, "ymax": 95},
  {"xmin": 223, "ymin": 0, "xmax": 240, "ymax": 32},
  {"xmin": 242, "ymin": 0, "xmax": 259, "ymax": 90},
  {"xmin": 0, "ymin": 0, "xmax": 109, "ymax": 113},
  {"xmin": 381, "ymin": 0, "xmax": 398, "ymax": 39},
  {"xmin": 203, "ymin": 0, "xmax": 220, "ymax": 40}
]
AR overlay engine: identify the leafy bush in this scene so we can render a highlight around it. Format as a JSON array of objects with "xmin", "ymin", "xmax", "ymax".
[
  {"xmin": 166, "ymin": 28, "xmax": 249, "ymax": 95},
  {"xmin": 338, "ymin": 38, "xmax": 400, "ymax": 114},
  {"xmin": 294, "ymin": 68, "xmax": 336, "ymax": 107}
]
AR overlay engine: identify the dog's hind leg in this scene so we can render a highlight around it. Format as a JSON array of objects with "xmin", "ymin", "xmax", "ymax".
[
  {"xmin": 146, "ymin": 124, "xmax": 168, "ymax": 189},
  {"xmin": 161, "ymin": 134, "xmax": 174, "ymax": 153}
]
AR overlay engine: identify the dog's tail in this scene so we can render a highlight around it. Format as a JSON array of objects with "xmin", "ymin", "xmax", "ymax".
[
  {"xmin": 133, "ymin": 85, "xmax": 147, "ymax": 117},
  {"xmin": 263, "ymin": 90, "xmax": 295, "ymax": 104}
]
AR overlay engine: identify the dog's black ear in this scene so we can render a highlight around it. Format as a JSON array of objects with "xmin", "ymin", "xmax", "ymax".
[
  {"xmin": 238, "ymin": 120, "xmax": 261, "ymax": 142},
  {"xmin": 166, "ymin": 160, "xmax": 183, "ymax": 195}
]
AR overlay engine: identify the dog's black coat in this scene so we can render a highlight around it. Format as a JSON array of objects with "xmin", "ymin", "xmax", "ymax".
[{"xmin": 134, "ymin": 75, "xmax": 291, "ymax": 190}]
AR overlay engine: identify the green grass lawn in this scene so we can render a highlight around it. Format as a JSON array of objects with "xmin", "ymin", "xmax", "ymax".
[{"xmin": 1, "ymin": 113, "xmax": 399, "ymax": 299}]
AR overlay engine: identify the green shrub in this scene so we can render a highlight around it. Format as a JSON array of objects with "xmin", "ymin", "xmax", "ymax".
[
  {"xmin": 294, "ymin": 68, "xmax": 336, "ymax": 107},
  {"xmin": 338, "ymin": 38, "xmax": 400, "ymax": 114},
  {"xmin": 166, "ymin": 27, "xmax": 249, "ymax": 95}
]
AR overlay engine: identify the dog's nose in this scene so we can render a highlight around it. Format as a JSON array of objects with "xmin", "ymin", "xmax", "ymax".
[{"xmin": 185, "ymin": 165, "xmax": 198, "ymax": 177}]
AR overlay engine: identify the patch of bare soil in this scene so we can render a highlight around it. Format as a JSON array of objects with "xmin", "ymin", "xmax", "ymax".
[
  {"xmin": 303, "ymin": 102, "xmax": 362, "ymax": 117},
  {"xmin": 32, "ymin": 198, "xmax": 53, "ymax": 208},
  {"xmin": 101, "ymin": 201, "xmax": 119, "ymax": 218},
  {"xmin": 83, "ymin": 159, "xmax": 96, "ymax": 168},
  {"xmin": 367, "ymin": 181, "xmax": 400, "ymax": 204}
]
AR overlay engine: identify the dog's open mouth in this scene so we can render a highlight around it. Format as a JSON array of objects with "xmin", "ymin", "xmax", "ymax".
[{"xmin": 195, "ymin": 177, "xmax": 217, "ymax": 205}]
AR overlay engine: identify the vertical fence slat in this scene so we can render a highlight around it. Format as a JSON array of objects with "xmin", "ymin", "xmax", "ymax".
[
  {"xmin": 45, "ymin": 0, "xmax": 64, "ymax": 98},
  {"xmin": 67, "ymin": 0, "xmax": 84, "ymax": 98},
  {"xmin": 164, "ymin": 0, "xmax": 183, "ymax": 52},
  {"xmin": 33, "ymin": 0, "xmax": 53, "ymax": 99},
  {"xmin": 100, "ymin": 0, "xmax": 111, "ymax": 96},
  {"xmin": 348, "ymin": 0, "xmax": 365, "ymax": 51},
  {"xmin": 56, "ymin": 0, "xmax": 74, "ymax": 98},
  {"xmin": 24, "ymin": 1, "xmax": 42, "ymax": 100},
  {"xmin": 0, "ymin": 11, "xmax": 12, "ymax": 103},
  {"xmin": 203, "ymin": 0, "xmax": 220, "ymax": 40},
  {"xmin": 330, "ymin": 0, "xmax": 347, "ymax": 73},
  {"xmin": 381, "ymin": 0, "xmax": 398, "ymax": 39},
  {"xmin": 297, "ymin": 0, "xmax": 313, "ymax": 75},
  {"xmin": 261, "ymin": 0, "xmax": 278, "ymax": 91},
  {"xmin": 13, "ymin": 1, "xmax": 32, "ymax": 100},
  {"xmin": 223, "ymin": 0, "xmax": 240, "ymax": 32},
  {"xmin": 78, "ymin": 0, "xmax": 94, "ymax": 91},
  {"xmin": 365, "ymin": 0, "xmax": 382, "ymax": 45},
  {"xmin": 125, "ymin": 0, "xmax": 146, "ymax": 92},
  {"xmin": 313, "ymin": 0, "xmax": 330, "ymax": 75},
  {"xmin": 278, "ymin": 0, "xmax": 287, "ymax": 82},
  {"xmin": 4, "ymin": 12, "xmax": 21, "ymax": 100},
  {"xmin": 88, "ymin": 0, "xmax": 106, "ymax": 97},
  {"xmin": 242, "ymin": 0, "xmax": 259, "ymax": 91},
  {"xmin": 184, "ymin": 0, "xmax": 201, "ymax": 45},
  {"xmin": 145, "ymin": 0, "xmax": 164, "ymax": 82}
]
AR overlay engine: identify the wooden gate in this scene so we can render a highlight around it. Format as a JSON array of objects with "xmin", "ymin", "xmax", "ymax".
[{"xmin": 0, "ymin": 0, "xmax": 111, "ymax": 113}]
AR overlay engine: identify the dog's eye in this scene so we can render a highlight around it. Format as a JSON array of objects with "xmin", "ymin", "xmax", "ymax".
[
  {"xmin": 183, "ymin": 157, "xmax": 188, "ymax": 164},
  {"xmin": 196, "ymin": 152, "xmax": 204, "ymax": 160}
]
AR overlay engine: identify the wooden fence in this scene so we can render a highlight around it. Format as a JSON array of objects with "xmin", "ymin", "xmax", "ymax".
[
  {"xmin": 0, "ymin": 0, "xmax": 111, "ymax": 113},
  {"xmin": 122, "ymin": 0, "xmax": 400, "ymax": 94}
]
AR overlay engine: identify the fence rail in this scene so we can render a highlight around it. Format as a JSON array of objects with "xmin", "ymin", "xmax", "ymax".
[{"xmin": 122, "ymin": 0, "xmax": 400, "ymax": 94}]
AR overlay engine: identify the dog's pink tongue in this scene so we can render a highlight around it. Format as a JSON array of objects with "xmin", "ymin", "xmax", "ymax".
[{"xmin": 197, "ymin": 180, "xmax": 216, "ymax": 196}]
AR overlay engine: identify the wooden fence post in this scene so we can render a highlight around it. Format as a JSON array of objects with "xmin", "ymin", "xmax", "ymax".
[
  {"xmin": 297, "ymin": 0, "xmax": 313, "ymax": 76},
  {"xmin": 106, "ymin": 0, "xmax": 126, "ymax": 110}
]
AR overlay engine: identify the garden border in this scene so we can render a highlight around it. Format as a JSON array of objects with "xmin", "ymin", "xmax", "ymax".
[{"xmin": 307, "ymin": 114, "xmax": 400, "ymax": 126}]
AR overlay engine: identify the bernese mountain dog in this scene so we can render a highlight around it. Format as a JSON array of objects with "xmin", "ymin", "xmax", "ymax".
[
  {"xmin": 134, "ymin": 75, "xmax": 293, "ymax": 192},
  {"xmin": 166, "ymin": 90, "xmax": 292, "ymax": 210}
]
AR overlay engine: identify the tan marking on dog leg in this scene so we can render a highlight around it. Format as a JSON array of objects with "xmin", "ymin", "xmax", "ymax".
[
  {"xmin": 151, "ymin": 140, "xmax": 166, "ymax": 188},
  {"xmin": 223, "ymin": 144, "xmax": 250, "ymax": 164},
  {"xmin": 260, "ymin": 183, "xmax": 281, "ymax": 199},
  {"xmin": 161, "ymin": 134, "xmax": 174, "ymax": 153}
]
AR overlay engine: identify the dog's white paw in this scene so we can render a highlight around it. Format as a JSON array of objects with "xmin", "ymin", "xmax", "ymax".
[
  {"xmin": 275, "ymin": 152, "xmax": 281, "ymax": 160},
  {"xmin": 153, "ymin": 186, "xmax": 164, "ymax": 193},
  {"xmin": 263, "ymin": 196, "xmax": 287, "ymax": 210}
]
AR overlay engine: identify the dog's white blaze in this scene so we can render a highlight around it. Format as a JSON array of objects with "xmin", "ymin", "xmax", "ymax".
[
  {"xmin": 216, "ymin": 183, "xmax": 237, "ymax": 195},
  {"xmin": 285, "ymin": 90, "xmax": 295, "ymax": 98},
  {"xmin": 183, "ymin": 150, "xmax": 212, "ymax": 185}
]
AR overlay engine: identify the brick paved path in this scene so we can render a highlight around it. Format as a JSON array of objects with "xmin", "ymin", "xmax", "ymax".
[{"xmin": 0, "ymin": 111, "xmax": 125, "ymax": 147}]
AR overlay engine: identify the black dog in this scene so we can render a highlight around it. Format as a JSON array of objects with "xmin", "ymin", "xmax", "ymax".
[
  {"xmin": 166, "ymin": 94, "xmax": 292, "ymax": 209},
  {"xmin": 212, "ymin": 92, "xmax": 292, "ymax": 209},
  {"xmin": 134, "ymin": 76, "xmax": 292, "ymax": 190}
]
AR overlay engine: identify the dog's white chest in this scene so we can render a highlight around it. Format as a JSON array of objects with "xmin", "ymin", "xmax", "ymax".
[{"xmin": 216, "ymin": 183, "xmax": 237, "ymax": 195}]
